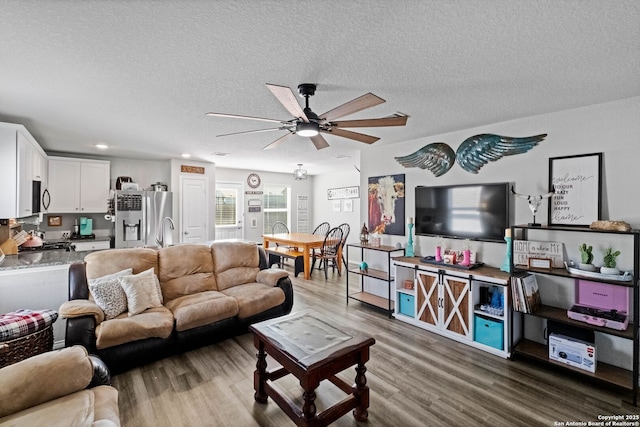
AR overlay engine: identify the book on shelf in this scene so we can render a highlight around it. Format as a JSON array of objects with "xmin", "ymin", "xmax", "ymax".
[
  {"xmin": 521, "ymin": 274, "xmax": 542, "ymax": 313},
  {"xmin": 511, "ymin": 272, "xmax": 540, "ymax": 314}
]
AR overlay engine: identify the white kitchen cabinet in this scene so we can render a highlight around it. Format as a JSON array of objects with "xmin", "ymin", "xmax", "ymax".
[
  {"xmin": 47, "ymin": 157, "xmax": 110, "ymax": 213},
  {"xmin": 0, "ymin": 123, "xmax": 48, "ymax": 218},
  {"xmin": 73, "ymin": 240, "xmax": 110, "ymax": 251}
]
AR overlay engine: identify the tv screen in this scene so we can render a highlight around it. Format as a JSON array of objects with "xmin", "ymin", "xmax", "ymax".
[{"xmin": 415, "ymin": 182, "xmax": 511, "ymax": 243}]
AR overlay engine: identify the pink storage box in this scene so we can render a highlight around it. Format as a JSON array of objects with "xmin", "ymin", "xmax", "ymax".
[{"xmin": 567, "ymin": 280, "xmax": 629, "ymax": 331}]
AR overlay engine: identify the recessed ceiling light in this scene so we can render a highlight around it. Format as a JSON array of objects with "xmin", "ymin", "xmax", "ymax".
[
  {"xmin": 333, "ymin": 154, "xmax": 350, "ymax": 159},
  {"xmin": 95, "ymin": 144, "xmax": 109, "ymax": 150},
  {"xmin": 181, "ymin": 153, "xmax": 191, "ymax": 158},
  {"xmin": 211, "ymin": 152, "xmax": 230, "ymax": 156}
]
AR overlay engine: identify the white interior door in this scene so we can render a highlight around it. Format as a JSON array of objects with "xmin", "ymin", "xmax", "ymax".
[
  {"xmin": 180, "ymin": 176, "xmax": 208, "ymax": 243},
  {"xmin": 215, "ymin": 181, "xmax": 244, "ymax": 240}
]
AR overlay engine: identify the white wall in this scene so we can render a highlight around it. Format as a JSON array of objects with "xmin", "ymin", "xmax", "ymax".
[
  {"xmin": 360, "ymin": 96, "xmax": 640, "ymax": 267},
  {"xmin": 215, "ymin": 167, "xmax": 314, "ymax": 243},
  {"xmin": 312, "ymin": 169, "xmax": 362, "ymax": 246}
]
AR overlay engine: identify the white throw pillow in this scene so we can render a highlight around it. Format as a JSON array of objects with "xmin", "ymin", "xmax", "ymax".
[
  {"xmin": 118, "ymin": 268, "xmax": 163, "ymax": 316},
  {"xmin": 88, "ymin": 268, "xmax": 133, "ymax": 320}
]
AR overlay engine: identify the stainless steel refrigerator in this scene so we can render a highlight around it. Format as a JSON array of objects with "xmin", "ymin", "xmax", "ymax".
[{"xmin": 114, "ymin": 190, "xmax": 174, "ymax": 248}]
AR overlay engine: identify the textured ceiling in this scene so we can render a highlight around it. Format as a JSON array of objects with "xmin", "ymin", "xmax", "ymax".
[{"xmin": 1, "ymin": 1, "xmax": 639, "ymax": 175}]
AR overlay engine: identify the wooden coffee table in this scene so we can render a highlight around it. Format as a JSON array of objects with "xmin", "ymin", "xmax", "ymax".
[{"xmin": 249, "ymin": 310, "xmax": 375, "ymax": 426}]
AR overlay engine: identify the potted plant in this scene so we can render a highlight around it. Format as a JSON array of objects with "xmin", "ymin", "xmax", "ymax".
[
  {"xmin": 600, "ymin": 247, "xmax": 621, "ymax": 275},
  {"xmin": 578, "ymin": 243, "xmax": 595, "ymax": 271}
]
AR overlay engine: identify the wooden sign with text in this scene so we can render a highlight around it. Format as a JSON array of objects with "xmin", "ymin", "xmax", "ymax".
[
  {"xmin": 181, "ymin": 165, "xmax": 205, "ymax": 174},
  {"xmin": 514, "ymin": 240, "xmax": 565, "ymax": 268}
]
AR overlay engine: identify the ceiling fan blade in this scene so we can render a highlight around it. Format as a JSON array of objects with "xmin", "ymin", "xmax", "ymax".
[
  {"xmin": 322, "ymin": 128, "xmax": 380, "ymax": 144},
  {"xmin": 320, "ymin": 93, "xmax": 385, "ymax": 122},
  {"xmin": 310, "ymin": 134, "xmax": 330, "ymax": 150},
  {"xmin": 331, "ymin": 115, "xmax": 408, "ymax": 128},
  {"xmin": 266, "ymin": 84, "xmax": 309, "ymax": 122},
  {"xmin": 263, "ymin": 132, "xmax": 294, "ymax": 150},
  {"xmin": 216, "ymin": 127, "xmax": 285, "ymax": 138},
  {"xmin": 206, "ymin": 112, "xmax": 284, "ymax": 124}
]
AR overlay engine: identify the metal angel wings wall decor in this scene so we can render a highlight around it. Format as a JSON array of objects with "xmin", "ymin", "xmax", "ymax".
[{"xmin": 394, "ymin": 133, "xmax": 547, "ymax": 176}]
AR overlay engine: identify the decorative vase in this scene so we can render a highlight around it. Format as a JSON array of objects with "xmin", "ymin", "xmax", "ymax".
[
  {"xmin": 500, "ymin": 236, "xmax": 512, "ymax": 273},
  {"xmin": 578, "ymin": 263, "xmax": 596, "ymax": 272},
  {"xmin": 406, "ymin": 223, "xmax": 414, "ymax": 257},
  {"xmin": 600, "ymin": 266, "xmax": 620, "ymax": 275},
  {"xmin": 462, "ymin": 249, "xmax": 471, "ymax": 267}
]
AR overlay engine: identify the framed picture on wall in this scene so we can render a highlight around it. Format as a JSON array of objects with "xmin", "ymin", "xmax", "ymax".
[
  {"xmin": 367, "ymin": 174, "xmax": 405, "ymax": 236},
  {"xmin": 548, "ymin": 152, "xmax": 602, "ymax": 226}
]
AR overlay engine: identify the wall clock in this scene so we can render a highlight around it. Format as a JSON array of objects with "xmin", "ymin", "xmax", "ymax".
[{"xmin": 247, "ymin": 173, "xmax": 261, "ymax": 188}]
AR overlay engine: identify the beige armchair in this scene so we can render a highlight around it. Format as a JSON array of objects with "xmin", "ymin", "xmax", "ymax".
[{"xmin": 0, "ymin": 345, "xmax": 120, "ymax": 426}]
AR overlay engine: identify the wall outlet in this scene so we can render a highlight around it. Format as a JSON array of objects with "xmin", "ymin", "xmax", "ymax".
[{"xmin": 62, "ymin": 232, "xmax": 70, "ymax": 239}]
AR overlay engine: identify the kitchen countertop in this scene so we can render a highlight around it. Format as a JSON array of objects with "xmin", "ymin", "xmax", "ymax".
[{"xmin": 0, "ymin": 249, "xmax": 99, "ymax": 272}]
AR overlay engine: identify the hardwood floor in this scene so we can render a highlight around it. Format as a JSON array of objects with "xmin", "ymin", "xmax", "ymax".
[{"xmin": 112, "ymin": 266, "xmax": 639, "ymax": 426}]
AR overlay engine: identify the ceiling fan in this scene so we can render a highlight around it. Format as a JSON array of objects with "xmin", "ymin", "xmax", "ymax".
[{"xmin": 206, "ymin": 83, "xmax": 408, "ymax": 150}]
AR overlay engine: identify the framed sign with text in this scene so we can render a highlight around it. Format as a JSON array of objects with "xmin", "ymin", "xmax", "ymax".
[
  {"xmin": 548, "ymin": 153, "xmax": 602, "ymax": 226},
  {"xmin": 327, "ymin": 186, "xmax": 359, "ymax": 200}
]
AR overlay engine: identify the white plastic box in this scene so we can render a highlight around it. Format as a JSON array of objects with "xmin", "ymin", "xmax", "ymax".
[{"xmin": 549, "ymin": 333, "xmax": 596, "ymax": 373}]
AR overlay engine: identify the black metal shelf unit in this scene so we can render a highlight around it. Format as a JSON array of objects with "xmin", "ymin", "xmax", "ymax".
[
  {"xmin": 346, "ymin": 243, "xmax": 405, "ymax": 318},
  {"xmin": 509, "ymin": 224, "xmax": 640, "ymax": 405}
]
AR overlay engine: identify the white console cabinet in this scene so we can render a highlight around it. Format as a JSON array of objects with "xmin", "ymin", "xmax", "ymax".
[
  {"xmin": 394, "ymin": 257, "xmax": 513, "ymax": 358},
  {"xmin": 48, "ymin": 157, "xmax": 110, "ymax": 213}
]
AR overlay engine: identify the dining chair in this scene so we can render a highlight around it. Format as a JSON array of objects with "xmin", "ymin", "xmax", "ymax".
[
  {"xmin": 336, "ymin": 223, "xmax": 350, "ymax": 269},
  {"xmin": 311, "ymin": 227, "xmax": 344, "ymax": 279},
  {"xmin": 271, "ymin": 221, "xmax": 290, "ymax": 268},
  {"xmin": 311, "ymin": 222, "xmax": 331, "ymax": 266},
  {"xmin": 312, "ymin": 222, "xmax": 330, "ymax": 237}
]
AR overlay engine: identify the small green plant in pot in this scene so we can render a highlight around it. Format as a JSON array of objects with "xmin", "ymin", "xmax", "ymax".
[
  {"xmin": 601, "ymin": 247, "xmax": 621, "ymax": 275},
  {"xmin": 578, "ymin": 243, "xmax": 595, "ymax": 271}
]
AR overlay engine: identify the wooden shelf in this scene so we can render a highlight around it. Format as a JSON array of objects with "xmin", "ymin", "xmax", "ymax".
[
  {"xmin": 347, "ymin": 267, "xmax": 391, "ymax": 281},
  {"xmin": 347, "ymin": 243, "xmax": 405, "ymax": 253},
  {"xmin": 513, "ymin": 339, "xmax": 633, "ymax": 390},
  {"xmin": 527, "ymin": 305, "xmax": 634, "ymax": 340},
  {"xmin": 348, "ymin": 292, "xmax": 393, "ymax": 311},
  {"xmin": 515, "ymin": 265, "xmax": 635, "ymax": 287}
]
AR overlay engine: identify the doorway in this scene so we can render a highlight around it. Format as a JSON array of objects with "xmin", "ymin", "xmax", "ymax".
[
  {"xmin": 179, "ymin": 176, "xmax": 208, "ymax": 243},
  {"xmin": 215, "ymin": 181, "xmax": 244, "ymax": 240}
]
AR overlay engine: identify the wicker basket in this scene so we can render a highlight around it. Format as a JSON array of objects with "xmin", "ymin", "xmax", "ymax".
[{"xmin": 0, "ymin": 325, "xmax": 54, "ymax": 368}]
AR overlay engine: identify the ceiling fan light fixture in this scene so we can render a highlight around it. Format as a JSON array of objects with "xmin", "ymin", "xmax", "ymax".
[
  {"xmin": 296, "ymin": 122, "xmax": 319, "ymax": 137},
  {"xmin": 293, "ymin": 163, "xmax": 308, "ymax": 180}
]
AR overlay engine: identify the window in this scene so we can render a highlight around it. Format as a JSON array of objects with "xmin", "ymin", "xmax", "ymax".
[
  {"xmin": 263, "ymin": 184, "xmax": 291, "ymax": 233},
  {"xmin": 215, "ymin": 186, "xmax": 239, "ymax": 226}
]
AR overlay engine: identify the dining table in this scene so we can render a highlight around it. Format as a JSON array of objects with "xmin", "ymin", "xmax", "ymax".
[{"xmin": 262, "ymin": 232, "xmax": 342, "ymax": 280}]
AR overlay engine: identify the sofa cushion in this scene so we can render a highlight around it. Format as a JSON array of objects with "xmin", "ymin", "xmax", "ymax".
[
  {"xmin": 88, "ymin": 268, "xmax": 132, "ymax": 320},
  {"xmin": 95, "ymin": 306, "xmax": 173, "ymax": 350},
  {"xmin": 0, "ymin": 345, "xmax": 93, "ymax": 419},
  {"xmin": 0, "ymin": 389, "xmax": 95, "ymax": 427},
  {"xmin": 118, "ymin": 268, "xmax": 163, "ymax": 316},
  {"xmin": 211, "ymin": 241, "xmax": 260, "ymax": 291},
  {"xmin": 158, "ymin": 244, "xmax": 217, "ymax": 301},
  {"xmin": 164, "ymin": 291, "xmax": 239, "ymax": 332},
  {"xmin": 85, "ymin": 248, "xmax": 158, "ymax": 280},
  {"xmin": 220, "ymin": 283, "xmax": 286, "ymax": 319}
]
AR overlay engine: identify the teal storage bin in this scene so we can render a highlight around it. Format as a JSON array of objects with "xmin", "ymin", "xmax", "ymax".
[
  {"xmin": 474, "ymin": 314, "xmax": 504, "ymax": 350},
  {"xmin": 397, "ymin": 293, "xmax": 415, "ymax": 317}
]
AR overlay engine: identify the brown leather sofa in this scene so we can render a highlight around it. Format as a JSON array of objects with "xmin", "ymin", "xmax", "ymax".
[
  {"xmin": 0, "ymin": 345, "xmax": 119, "ymax": 426},
  {"xmin": 60, "ymin": 241, "xmax": 294, "ymax": 374}
]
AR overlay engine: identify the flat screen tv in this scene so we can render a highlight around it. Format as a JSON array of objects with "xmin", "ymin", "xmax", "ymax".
[{"xmin": 415, "ymin": 182, "xmax": 512, "ymax": 243}]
